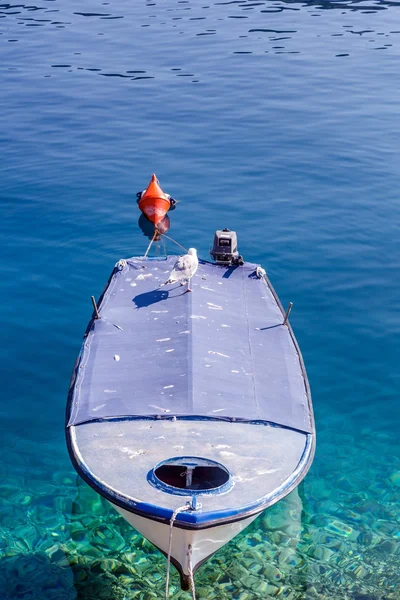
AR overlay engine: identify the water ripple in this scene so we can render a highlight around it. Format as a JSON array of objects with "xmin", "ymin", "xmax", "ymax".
[{"xmin": 1, "ymin": 0, "xmax": 400, "ymax": 82}]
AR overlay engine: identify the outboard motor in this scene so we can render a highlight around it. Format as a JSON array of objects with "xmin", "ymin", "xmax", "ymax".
[{"xmin": 210, "ymin": 229, "xmax": 244, "ymax": 266}]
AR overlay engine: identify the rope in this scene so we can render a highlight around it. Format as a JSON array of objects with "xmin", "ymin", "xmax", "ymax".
[
  {"xmin": 159, "ymin": 233, "xmax": 188, "ymax": 254},
  {"xmin": 160, "ymin": 234, "xmax": 167, "ymax": 258},
  {"xmin": 143, "ymin": 230, "xmax": 187, "ymax": 259},
  {"xmin": 143, "ymin": 229, "xmax": 159, "ymax": 259},
  {"xmin": 187, "ymin": 544, "xmax": 197, "ymax": 600},
  {"xmin": 165, "ymin": 504, "xmax": 191, "ymax": 600}
]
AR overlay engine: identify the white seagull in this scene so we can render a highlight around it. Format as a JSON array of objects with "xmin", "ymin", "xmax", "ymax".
[{"xmin": 162, "ymin": 248, "xmax": 198, "ymax": 292}]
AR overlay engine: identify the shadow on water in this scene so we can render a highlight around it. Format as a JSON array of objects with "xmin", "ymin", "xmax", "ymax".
[
  {"xmin": 0, "ymin": 553, "xmax": 120, "ymax": 600},
  {"xmin": 65, "ymin": 478, "xmax": 168, "ymax": 599},
  {"xmin": 70, "ymin": 561, "xmax": 122, "ymax": 600},
  {"xmin": 0, "ymin": 553, "xmax": 77, "ymax": 600}
]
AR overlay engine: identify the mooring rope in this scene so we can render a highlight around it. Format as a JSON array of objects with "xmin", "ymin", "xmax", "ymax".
[
  {"xmin": 187, "ymin": 544, "xmax": 197, "ymax": 600},
  {"xmin": 160, "ymin": 234, "xmax": 167, "ymax": 258},
  {"xmin": 143, "ymin": 230, "xmax": 187, "ymax": 260},
  {"xmin": 165, "ymin": 504, "xmax": 191, "ymax": 600},
  {"xmin": 143, "ymin": 229, "xmax": 159, "ymax": 259},
  {"xmin": 159, "ymin": 232, "xmax": 188, "ymax": 254}
]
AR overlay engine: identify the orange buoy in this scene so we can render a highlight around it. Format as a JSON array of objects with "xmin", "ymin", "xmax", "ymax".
[{"xmin": 138, "ymin": 174, "xmax": 171, "ymax": 225}]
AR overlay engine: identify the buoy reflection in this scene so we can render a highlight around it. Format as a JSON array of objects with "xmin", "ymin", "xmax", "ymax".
[{"xmin": 138, "ymin": 213, "xmax": 171, "ymax": 240}]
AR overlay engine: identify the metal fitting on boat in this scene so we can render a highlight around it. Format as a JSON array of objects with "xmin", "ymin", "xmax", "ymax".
[
  {"xmin": 188, "ymin": 496, "xmax": 202, "ymax": 511},
  {"xmin": 115, "ymin": 259, "xmax": 127, "ymax": 271}
]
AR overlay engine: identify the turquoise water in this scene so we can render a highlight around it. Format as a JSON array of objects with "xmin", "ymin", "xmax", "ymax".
[{"xmin": 1, "ymin": 0, "xmax": 399, "ymax": 597}]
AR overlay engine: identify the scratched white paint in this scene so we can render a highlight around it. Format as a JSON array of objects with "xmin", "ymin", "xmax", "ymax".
[
  {"xmin": 233, "ymin": 475, "xmax": 258, "ymax": 483},
  {"xmin": 190, "ymin": 315, "xmax": 206, "ymax": 320},
  {"xmin": 149, "ymin": 405, "xmax": 170, "ymax": 413},
  {"xmin": 257, "ymin": 469, "xmax": 279, "ymax": 475},
  {"xmin": 157, "ymin": 338, "xmax": 171, "ymax": 342},
  {"xmin": 104, "ymin": 389, "xmax": 117, "ymax": 393},
  {"xmin": 207, "ymin": 302, "xmax": 223, "ymax": 310},
  {"xmin": 208, "ymin": 350, "xmax": 230, "ymax": 359},
  {"xmin": 129, "ymin": 450, "xmax": 147, "ymax": 459},
  {"xmin": 165, "ymin": 349, "xmax": 175, "ymax": 353},
  {"xmin": 114, "ymin": 355, "xmax": 120, "ymax": 361},
  {"xmin": 93, "ymin": 404, "xmax": 106, "ymax": 412}
]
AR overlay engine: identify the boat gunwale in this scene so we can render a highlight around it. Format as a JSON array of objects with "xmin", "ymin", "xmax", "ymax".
[
  {"xmin": 66, "ymin": 417, "xmax": 314, "ymax": 530},
  {"xmin": 262, "ymin": 270, "xmax": 315, "ymax": 438}
]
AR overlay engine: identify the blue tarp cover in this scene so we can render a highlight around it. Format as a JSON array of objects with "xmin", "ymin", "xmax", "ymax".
[{"xmin": 68, "ymin": 257, "xmax": 312, "ymax": 433}]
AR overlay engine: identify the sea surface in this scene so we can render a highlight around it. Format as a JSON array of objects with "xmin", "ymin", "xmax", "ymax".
[{"xmin": 1, "ymin": 0, "xmax": 399, "ymax": 598}]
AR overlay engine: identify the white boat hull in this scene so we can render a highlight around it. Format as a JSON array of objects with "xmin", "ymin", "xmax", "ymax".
[{"xmin": 111, "ymin": 502, "xmax": 258, "ymax": 581}]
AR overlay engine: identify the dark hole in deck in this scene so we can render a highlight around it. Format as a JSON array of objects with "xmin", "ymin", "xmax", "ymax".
[{"xmin": 154, "ymin": 464, "xmax": 229, "ymax": 491}]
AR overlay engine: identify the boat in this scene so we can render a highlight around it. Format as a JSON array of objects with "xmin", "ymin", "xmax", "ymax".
[{"xmin": 66, "ymin": 228, "xmax": 315, "ymax": 593}]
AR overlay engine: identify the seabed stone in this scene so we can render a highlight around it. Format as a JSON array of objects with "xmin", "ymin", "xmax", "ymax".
[{"xmin": 388, "ymin": 471, "xmax": 400, "ymax": 487}]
